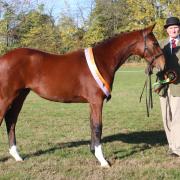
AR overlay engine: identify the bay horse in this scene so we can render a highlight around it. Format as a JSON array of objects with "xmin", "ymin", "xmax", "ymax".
[{"xmin": 0, "ymin": 24, "xmax": 165, "ymax": 167}]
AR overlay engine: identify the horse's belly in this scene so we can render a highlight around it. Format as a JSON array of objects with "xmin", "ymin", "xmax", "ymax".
[
  {"xmin": 42, "ymin": 93, "xmax": 88, "ymax": 103},
  {"xmin": 31, "ymin": 84, "xmax": 88, "ymax": 103},
  {"xmin": 39, "ymin": 93, "xmax": 88, "ymax": 103}
]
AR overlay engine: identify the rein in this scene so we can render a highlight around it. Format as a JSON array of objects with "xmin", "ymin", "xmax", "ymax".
[
  {"xmin": 139, "ymin": 72, "xmax": 153, "ymax": 117},
  {"xmin": 139, "ymin": 33, "xmax": 163, "ymax": 117}
]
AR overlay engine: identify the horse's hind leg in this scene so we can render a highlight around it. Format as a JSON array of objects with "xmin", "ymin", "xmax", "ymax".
[{"xmin": 5, "ymin": 89, "xmax": 30, "ymax": 161}]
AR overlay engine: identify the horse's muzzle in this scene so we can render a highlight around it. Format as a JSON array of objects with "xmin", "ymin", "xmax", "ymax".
[{"xmin": 156, "ymin": 54, "xmax": 165, "ymax": 72}]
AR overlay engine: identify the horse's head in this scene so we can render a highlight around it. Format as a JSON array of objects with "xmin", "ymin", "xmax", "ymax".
[{"xmin": 140, "ymin": 24, "xmax": 165, "ymax": 73}]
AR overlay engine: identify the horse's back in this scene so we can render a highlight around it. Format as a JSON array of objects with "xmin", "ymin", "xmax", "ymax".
[{"xmin": 0, "ymin": 47, "xmax": 85, "ymax": 75}]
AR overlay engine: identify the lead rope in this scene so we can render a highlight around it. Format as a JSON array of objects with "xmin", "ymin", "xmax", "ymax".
[{"xmin": 139, "ymin": 73, "xmax": 153, "ymax": 117}]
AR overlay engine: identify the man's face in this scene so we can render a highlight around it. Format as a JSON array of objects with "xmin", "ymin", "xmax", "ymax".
[{"xmin": 166, "ymin": 25, "xmax": 180, "ymax": 38}]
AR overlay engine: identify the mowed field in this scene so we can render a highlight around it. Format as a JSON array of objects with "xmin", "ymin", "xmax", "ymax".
[{"xmin": 0, "ymin": 65, "xmax": 180, "ymax": 179}]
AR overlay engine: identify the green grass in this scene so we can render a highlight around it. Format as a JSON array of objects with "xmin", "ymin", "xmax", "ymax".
[{"xmin": 0, "ymin": 65, "xmax": 180, "ymax": 179}]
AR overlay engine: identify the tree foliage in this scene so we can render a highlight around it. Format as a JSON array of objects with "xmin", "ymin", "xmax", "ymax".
[
  {"xmin": 0, "ymin": 0, "xmax": 179, "ymax": 61},
  {"xmin": 58, "ymin": 14, "xmax": 84, "ymax": 53},
  {"xmin": 83, "ymin": 0, "xmax": 130, "ymax": 46},
  {"xmin": 18, "ymin": 9, "xmax": 60, "ymax": 53}
]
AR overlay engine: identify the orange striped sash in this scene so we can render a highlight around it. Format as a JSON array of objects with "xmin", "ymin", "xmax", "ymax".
[{"xmin": 84, "ymin": 48, "xmax": 111, "ymax": 99}]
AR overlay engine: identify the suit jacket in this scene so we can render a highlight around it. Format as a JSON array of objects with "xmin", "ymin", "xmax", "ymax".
[{"xmin": 160, "ymin": 38, "xmax": 180, "ymax": 96}]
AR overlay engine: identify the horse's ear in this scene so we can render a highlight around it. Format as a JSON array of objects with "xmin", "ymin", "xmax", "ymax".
[{"xmin": 143, "ymin": 23, "xmax": 156, "ymax": 35}]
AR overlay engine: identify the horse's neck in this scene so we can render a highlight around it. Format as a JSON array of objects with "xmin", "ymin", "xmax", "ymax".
[{"xmin": 94, "ymin": 31, "xmax": 141, "ymax": 80}]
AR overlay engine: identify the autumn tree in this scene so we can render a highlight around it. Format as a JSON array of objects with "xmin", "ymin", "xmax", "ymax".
[
  {"xmin": 126, "ymin": 0, "xmax": 180, "ymax": 39},
  {"xmin": 57, "ymin": 14, "xmax": 84, "ymax": 53},
  {"xmin": 17, "ymin": 5, "xmax": 60, "ymax": 53},
  {"xmin": 83, "ymin": 0, "xmax": 130, "ymax": 46}
]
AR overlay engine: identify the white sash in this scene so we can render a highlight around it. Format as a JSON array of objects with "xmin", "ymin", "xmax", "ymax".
[{"xmin": 84, "ymin": 48, "xmax": 111, "ymax": 99}]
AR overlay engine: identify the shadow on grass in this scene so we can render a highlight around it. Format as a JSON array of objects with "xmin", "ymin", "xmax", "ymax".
[
  {"xmin": 103, "ymin": 130, "xmax": 167, "ymax": 146},
  {"xmin": 0, "ymin": 130, "xmax": 167, "ymax": 162},
  {"xmin": 104, "ymin": 130, "xmax": 167, "ymax": 159}
]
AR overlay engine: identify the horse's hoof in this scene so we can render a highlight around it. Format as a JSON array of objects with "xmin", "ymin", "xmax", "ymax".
[
  {"xmin": 16, "ymin": 158, "xmax": 23, "ymax": 162},
  {"xmin": 101, "ymin": 162, "xmax": 111, "ymax": 168}
]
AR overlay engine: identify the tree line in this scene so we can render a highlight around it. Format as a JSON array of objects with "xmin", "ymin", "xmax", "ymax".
[{"xmin": 0, "ymin": 0, "xmax": 179, "ymax": 60}]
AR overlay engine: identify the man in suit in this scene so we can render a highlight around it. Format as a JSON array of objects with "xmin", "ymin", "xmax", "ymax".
[{"xmin": 159, "ymin": 16, "xmax": 180, "ymax": 156}]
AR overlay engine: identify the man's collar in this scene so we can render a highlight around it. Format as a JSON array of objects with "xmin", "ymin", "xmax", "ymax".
[{"xmin": 170, "ymin": 35, "xmax": 180, "ymax": 41}]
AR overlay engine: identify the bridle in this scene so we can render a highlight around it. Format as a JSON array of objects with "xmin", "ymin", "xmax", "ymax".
[
  {"xmin": 143, "ymin": 32, "xmax": 164, "ymax": 75},
  {"xmin": 140, "ymin": 32, "xmax": 164, "ymax": 117}
]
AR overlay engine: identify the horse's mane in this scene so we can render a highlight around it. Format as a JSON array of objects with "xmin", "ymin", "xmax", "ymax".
[{"xmin": 92, "ymin": 28, "xmax": 142, "ymax": 47}]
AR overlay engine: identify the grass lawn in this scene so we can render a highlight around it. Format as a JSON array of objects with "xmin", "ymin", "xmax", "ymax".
[{"xmin": 0, "ymin": 65, "xmax": 180, "ymax": 179}]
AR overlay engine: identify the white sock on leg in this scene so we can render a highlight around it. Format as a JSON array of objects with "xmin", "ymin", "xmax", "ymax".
[{"xmin": 9, "ymin": 145, "xmax": 23, "ymax": 161}]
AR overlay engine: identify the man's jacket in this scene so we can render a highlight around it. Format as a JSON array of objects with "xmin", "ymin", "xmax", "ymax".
[{"xmin": 160, "ymin": 38, "xmax": 180, "ymax": 96}]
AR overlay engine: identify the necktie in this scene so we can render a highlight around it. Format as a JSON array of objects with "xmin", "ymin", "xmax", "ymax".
[{"xmin": 171, "ymin": 39, "xmax": 176, "ymax": 49}]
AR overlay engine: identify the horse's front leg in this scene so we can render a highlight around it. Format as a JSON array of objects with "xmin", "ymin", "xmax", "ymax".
[{"xmin": 90, "ymin": 102, "xmax": 110, "ymax": 167}]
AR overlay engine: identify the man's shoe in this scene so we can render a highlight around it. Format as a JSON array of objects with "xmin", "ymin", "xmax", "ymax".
[
  {"xmin": 169, "ymin": 152, "xmax": 179, "ymax": 157},
  {"xmin": 167, "ymin": 148, "xmax": 173, "ymax": 155}
]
